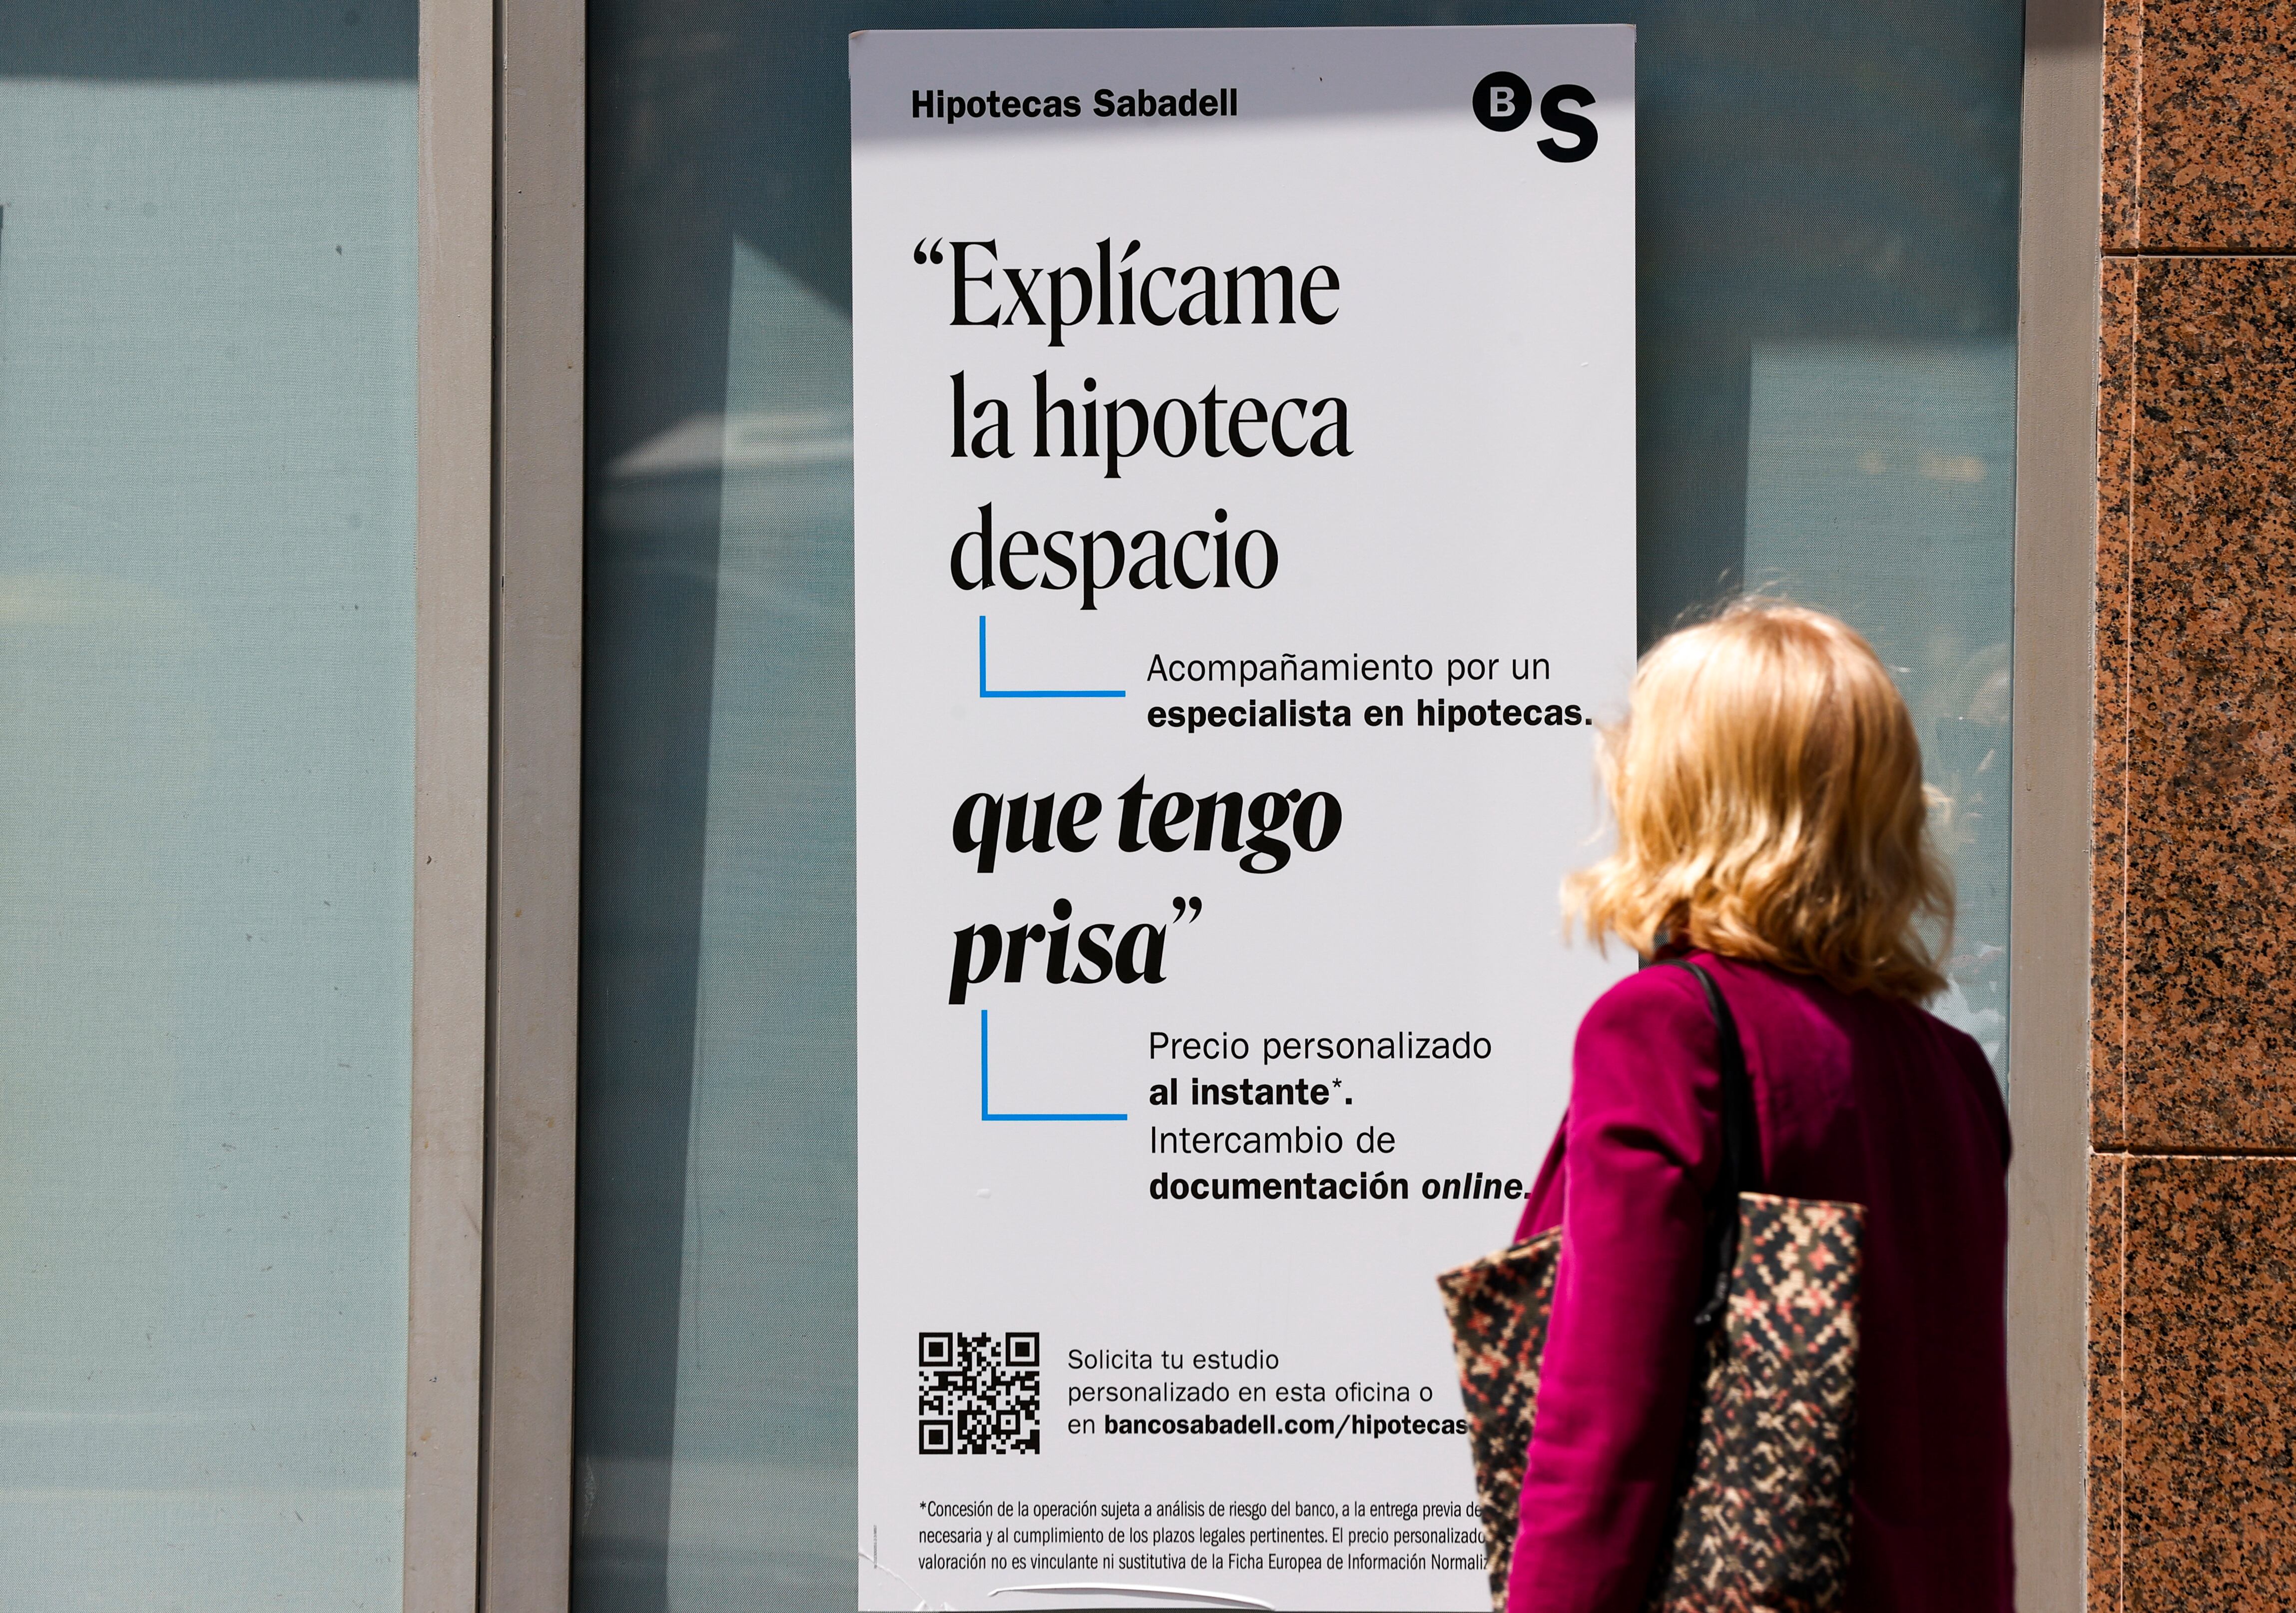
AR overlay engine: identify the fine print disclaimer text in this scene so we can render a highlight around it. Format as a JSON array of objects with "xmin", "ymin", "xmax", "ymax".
[{"xmin": 913, "ymin": 1494, "xmax": 1484, "ymax": 1578}]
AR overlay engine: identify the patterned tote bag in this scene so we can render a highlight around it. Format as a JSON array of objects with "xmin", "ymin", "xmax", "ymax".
[{"xmin": 1435, "ymin": 962, "xmax": 1866, "ymax": 1612}]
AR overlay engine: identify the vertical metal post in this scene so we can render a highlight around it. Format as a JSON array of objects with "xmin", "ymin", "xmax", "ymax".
[
  {"xmin": 410, "ymin": 0, "xmax": 498, "ymax": 1601},
  {"xmin": 484, "ymin": 0, "xmax": 587, "ymax": 1600},
  {"xmin": 2008, "ymin": 0, "xmax": 2107, "ymax": 1607}
]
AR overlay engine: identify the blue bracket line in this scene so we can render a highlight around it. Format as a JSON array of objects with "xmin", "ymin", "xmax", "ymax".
[
  {"xmin": 979, "ymin": 1010, "xmax": 1127, "ymax": 1121},
  {"xmin": 978, "ymin": 616, "xmax": 1126, "ymax": 699}
]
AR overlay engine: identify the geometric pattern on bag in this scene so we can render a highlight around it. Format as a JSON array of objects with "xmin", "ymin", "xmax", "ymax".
[
  {"xmin": 1435, "ymin": 960, "xmax": 1865, "ymax": 1613},
  {"xmin": 1645, "ymin": 1191, "xmax": 1863, "ymax": 1612},
  {"xmin": 1435, "ymin": 1226, "xmax": 1563, "ymax": 1608},
  {"xmin": 1437, "ymin": 1194, "xmax": 1862, "ymax": 1613}
]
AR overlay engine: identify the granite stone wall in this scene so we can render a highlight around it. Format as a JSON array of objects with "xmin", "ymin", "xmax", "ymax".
[{"xmin": 2091, "ymin": 2, "xmax": 2296, "ymax": 1604}]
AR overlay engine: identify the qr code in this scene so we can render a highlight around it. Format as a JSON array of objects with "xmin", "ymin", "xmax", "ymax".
[{"xmin": 918, "ymin": 1331, "xmax": 1041, "ymax": 1455}]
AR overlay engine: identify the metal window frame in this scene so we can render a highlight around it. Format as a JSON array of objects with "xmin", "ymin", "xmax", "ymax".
[
  {"xmin": 410, "ymin": 0, "xmax": 584, "ymax": 1605},
  {"xmin": 2008, "ymin": 0, "xmax": 2105, "ymax": 1609},
  {"xmin": 408, "ymin": 0, "xmax": 2104, "ymax": 1603}
]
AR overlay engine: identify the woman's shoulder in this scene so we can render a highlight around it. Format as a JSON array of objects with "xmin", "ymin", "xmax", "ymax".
[
  {"xmin": 1582, "ymin": 953, "xmax": 1975, "ymax": 1071},
  {"xmin": 1577, "ymin": 950, "xmax": 1996, "ymax": 1067},
  {"xmin": 1582, "ymin": 951, "xmax": 1803, "ymax": 1024},
  {"xmin": 1573, "ymin": 954, "xmax": 2011, "ymax": 1164},
  {"xmin": 1898, "ymin": 999, "xmax": 2013, "ymax": 1157},
  {"xmin": 1580, "ymin": 957, "xmax": 1716, "ymax": 1034},
  {"xmin": 1566, "ymin": 960, "xmax": 1729, "ymax": 1142},
  {"xmin": 1713, "ymin": 957, "xmax": 2011, "ymax": 1157},
  {"xmin": 1902, "ymin": 999, "xmax": 1997, "ymax": 1069},
  {"xmin": 1572, "ymin": 959, "xmax": 1728, "ymax": 1081}
]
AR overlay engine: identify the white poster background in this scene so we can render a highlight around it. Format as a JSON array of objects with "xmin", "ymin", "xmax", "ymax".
[{"xmin": 853, "ymin": 27, "xmax": 1634, "ymax": 1611}]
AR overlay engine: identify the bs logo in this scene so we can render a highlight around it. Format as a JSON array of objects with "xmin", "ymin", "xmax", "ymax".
[{"xmin": 1471, "ymin": 70, "xmax": 1599, "ymax": 162}]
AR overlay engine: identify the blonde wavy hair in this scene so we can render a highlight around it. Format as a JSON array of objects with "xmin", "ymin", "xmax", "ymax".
[{"xmin": 1563, "ymin": 598, "xmax": 1954, "ymax": 1001}]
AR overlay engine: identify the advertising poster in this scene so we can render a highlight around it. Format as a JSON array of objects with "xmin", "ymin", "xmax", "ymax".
[{"xmin": 853, "ymin": 26, "xmax": 1635, "ymax": 1611}]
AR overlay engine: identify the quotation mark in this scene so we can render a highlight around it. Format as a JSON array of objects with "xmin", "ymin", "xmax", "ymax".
[
  {"xmin": 1171, "ymin": 897, "xmax": 1203, "ymax": 923},
  {"xmin": 913, "ymin": 238, "xmax": 946, "ymax": 264}
]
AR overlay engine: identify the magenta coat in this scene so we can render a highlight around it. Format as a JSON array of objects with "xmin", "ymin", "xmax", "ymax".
[{"xmin": 1504, "ymin": 952, "xmax": 2013, "ymax": 1612}]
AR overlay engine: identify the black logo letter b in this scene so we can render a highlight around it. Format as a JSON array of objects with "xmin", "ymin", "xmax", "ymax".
[{"xmin": 1472, "ymin": 70, "xmax": 1532, "ymax": 132}]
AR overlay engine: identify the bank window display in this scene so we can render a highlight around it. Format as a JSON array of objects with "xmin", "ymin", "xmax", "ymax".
[
  {"xmin": 577, "ymin": 2, "xmax": 2019, "ymax": 1608},
  {"xmin": 0, "ymin": 3, "xmax": 420, "ymax": 1606}
]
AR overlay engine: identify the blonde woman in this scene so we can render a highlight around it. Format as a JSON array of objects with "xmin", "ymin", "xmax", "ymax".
[{"xmin": 1506, "ymin": 601, "xmax": 2011, "ymax": 1611}]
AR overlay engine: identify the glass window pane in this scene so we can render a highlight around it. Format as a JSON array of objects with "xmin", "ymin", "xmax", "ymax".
[
  {"xmin": 0, "ymin": 7, "xmax": 418, "ymax": 1605},
  {"xmin": 1742, "ymin": 342, "xmax": 2017, "ymax": 1063}
]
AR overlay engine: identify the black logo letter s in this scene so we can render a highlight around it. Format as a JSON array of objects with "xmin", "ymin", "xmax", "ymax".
[{"xmin": 1537, "ymin": 84, "xmax": 1598, "ymax": 161}]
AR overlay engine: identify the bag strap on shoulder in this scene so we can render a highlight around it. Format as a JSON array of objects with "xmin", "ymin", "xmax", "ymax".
[{"xmin": 1659, "ymin": 959, "xmax": 1758, "ymax": 1331}]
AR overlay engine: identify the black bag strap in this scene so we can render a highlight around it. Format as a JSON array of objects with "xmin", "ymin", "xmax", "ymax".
[{"xmin": 1660, "ymin": 960, "xmax": 1758, "ymax": 1331}]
